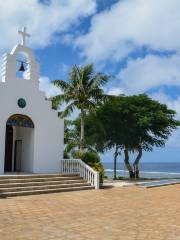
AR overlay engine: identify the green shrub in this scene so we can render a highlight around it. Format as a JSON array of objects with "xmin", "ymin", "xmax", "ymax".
[{"xmin": 73, "ymin": 150, "xmax": 104, "ymax": 183}]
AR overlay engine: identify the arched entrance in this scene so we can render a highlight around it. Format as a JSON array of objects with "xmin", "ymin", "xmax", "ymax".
[{"xmin": 4, "ymin": 114, "xmax": 34, "ymax": 172}]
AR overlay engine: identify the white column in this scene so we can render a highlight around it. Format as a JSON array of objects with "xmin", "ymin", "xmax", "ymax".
[{"xmin": 94, "ymin": 172, "xmax": 100, "ymax": 189}]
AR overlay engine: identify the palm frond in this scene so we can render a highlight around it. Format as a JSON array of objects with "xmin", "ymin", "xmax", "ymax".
[
  {"xmin": 60, "ymin": 102, "xmax": 77, "ymax": 117},
  {"xmin": 82, "ymin": 64, "xmax": 94, "ymax": 85},
  {"xmin": 50, "ymin": 94, "xmax": 66, "ymax": 110},
  {"xmin": 88, "ymin": 73, "xmax": 109, "ymax": 88},
  {"xmin": 53, "ymin": 80, "xmax": 71, "ymax": 91}
]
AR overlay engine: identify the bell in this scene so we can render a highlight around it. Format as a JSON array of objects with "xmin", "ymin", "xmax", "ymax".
[{"xmin": 19, "ymin": 62, "xmax": 25, "ymax": 72}]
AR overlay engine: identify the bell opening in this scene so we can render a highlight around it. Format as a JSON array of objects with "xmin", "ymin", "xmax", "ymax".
[
  {"xmin": 16, "ymin": 52, "xmax": 29, "ymax": 79},
  {"xmin": 19, "ymin": 62, "xmax": 25, "ymax": 72}
]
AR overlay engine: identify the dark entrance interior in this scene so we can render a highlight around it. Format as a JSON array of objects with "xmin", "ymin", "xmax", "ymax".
[
  {"xmin": 4, "ymin": 125, "xmax": 13, "ymax": 172},
  {"xmin": 4, "ymin": 127, "xmax": 23, "ymax": 172},
  {"xmin": 14, "ymin": 140, "xmax": 22, "ymax": 172}
]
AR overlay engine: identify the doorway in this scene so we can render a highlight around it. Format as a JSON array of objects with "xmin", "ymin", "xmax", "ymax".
[{"xmin": 4, "ymin": 114, "xmax": 34, "ymax": 173}]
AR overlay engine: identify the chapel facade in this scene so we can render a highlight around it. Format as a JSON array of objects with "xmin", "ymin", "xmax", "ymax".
[{"xmin": 0, "ymin": 27, "xmax": 64, "ymax": 174}]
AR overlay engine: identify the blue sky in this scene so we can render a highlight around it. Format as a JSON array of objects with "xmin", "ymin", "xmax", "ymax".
[{"xmin": 1, "ymin": 0, "xmax": 180, "ymax": 163}]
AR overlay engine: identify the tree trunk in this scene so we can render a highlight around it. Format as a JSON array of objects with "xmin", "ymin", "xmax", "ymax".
[
  {"xmin": 133, "ymin": 148, "xmax": 142, "ymax": 179},
  {"xmin": 80, "ymin": 110, "xmax": 85, "ymax": 153},
  {"xmin": 124, "ymin": 147, "xmax": 134, "ymax": 179},
  {"xmin": 113, "ymin": 145, "xmax": 119, "ymax": 180}
]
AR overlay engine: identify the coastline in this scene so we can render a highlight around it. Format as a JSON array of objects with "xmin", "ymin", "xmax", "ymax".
[{"xmin": 103, "ymin": 162, "xmax": 180, "ymax": 179}]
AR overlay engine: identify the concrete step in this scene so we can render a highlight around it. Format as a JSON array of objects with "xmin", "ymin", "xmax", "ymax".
[
  {"xmin": 0, "ymin": 185, "xmax": 94, "ymax": 197},
  {"xmin": 0, "ymin": 173, "xmax": 95, "ymax": 197},
  {"xmin": 0, "ymin": 179, "xmax": 86, "ymax": 188},
  {"xmin": 0, "ymin": 176, "xmax": 83, "ymax": 184},
  {"xmin": 0, "ymin": 182, "xmax": 90, "ymax": 193},
  {"xmin": 0, "ymin": 173, "xmax": 79, "ymax": 179}
]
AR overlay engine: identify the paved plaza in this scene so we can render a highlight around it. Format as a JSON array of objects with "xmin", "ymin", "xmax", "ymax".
[{"xmin": 0, "ymin": 185, "xmax": 180, "ymax": 240}]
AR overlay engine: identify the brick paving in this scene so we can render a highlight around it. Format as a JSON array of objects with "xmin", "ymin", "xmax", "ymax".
[{"xmin": 0, "ymin": 185, "xmax": 180, "ymax": 240}]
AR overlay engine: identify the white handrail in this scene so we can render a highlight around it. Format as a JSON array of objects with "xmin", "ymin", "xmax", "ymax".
[{"xmin": 60, "ymin": 159, "xmax": 100, "ymax": 189}]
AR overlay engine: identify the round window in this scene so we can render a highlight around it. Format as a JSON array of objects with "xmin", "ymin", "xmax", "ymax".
[{"xmin": 17, "ymin": 98, "xmax": 26, "ymax": 108}]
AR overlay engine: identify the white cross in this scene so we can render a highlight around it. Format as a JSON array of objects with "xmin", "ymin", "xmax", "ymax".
[{"xmin": 18, "ymin": 27, "xmax": 30, "ymax": 46}]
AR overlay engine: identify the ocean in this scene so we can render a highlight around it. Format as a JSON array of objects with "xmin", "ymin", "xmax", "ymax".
[{"xmin": 103, "ymin": 162, "xmax": 180, "ymax": 179}]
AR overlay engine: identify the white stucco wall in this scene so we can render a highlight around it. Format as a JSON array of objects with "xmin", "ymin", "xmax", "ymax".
[{"xmin": 0, "ymin": 44, "xmax": 64, "ymax": 174}]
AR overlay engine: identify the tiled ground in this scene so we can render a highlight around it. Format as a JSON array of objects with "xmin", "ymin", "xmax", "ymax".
[{"xmin": 0, "ymin": 185, "xmax": 180, "ymax": 240}]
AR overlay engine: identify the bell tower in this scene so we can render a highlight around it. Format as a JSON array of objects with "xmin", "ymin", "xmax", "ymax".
[
  {"xmin": 0, "ymin": 27, "xmax": 64, "ymax": 175},
  {"xmin": 1, "ymin": 27, "xmax": 39, "ymax": 86}
]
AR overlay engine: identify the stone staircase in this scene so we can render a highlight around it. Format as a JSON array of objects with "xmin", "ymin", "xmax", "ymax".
[{"xmin": 0, "ymin": 173, "xmax": 94, "ymax": 197}]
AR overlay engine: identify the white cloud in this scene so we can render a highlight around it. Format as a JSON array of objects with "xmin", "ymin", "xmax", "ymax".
[
  {"xmin": 117, "ymin": 53, "xmax": 180, "ymax": 94},
  {"xmin": 0, "ymin": 0, "xmax": 96, "ymax": 51},
  {"xmin": 39, "ymin": 76, "xmax": 61, "ymax": 97},
  {"xmin": 107, "ymin": 87, "xmax": 124, "ymax": 96},
  {"xmin": 167, "ymin": 128, "xmax": 180, "ymax": 148},
  {"xmin": 151, "ymin": 91, "xmax": 180, "ymax": 119},
  {"xmin": 59, "ymin": 63, "xmax": 70, "ymax": 75},
  {"xmin": 76, "ymin": 0, "xmax": 180, "ymax": 62},
  {"xmin": 150, "ymin": 91, "xmax": 180, "ymax": 147},
  {"xmin": 39, "ymin": 76, "xmax": 80, "ymax": 120}
]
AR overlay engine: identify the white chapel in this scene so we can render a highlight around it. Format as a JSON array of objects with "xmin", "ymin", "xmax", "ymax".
[{"xmin": 0, "ymin": 27, "xmax": 64, "ymax": 174}]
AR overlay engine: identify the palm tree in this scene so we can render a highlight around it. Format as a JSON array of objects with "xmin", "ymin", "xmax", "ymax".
[
  {"xmin": 52, "ymin": 64, "xmax": 109, "ymax": 152},
  {"xmin": 64, "ymin": 119, "xmax": 97, "ymax": 158}
]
